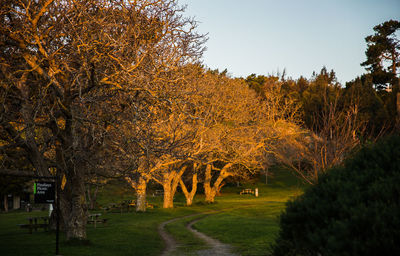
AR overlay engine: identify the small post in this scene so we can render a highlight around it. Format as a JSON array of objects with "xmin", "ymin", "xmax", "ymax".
[
  {"xmin": 56, "ymin": 173, "xmax": 60, "ymax": 255},
  {"xmin": 255, "ymin": 188, "xmax": 259, "ymax": 197},
  {"xmin": 49, "ymin": 203, "xmax": 53, "ymax": 217}
]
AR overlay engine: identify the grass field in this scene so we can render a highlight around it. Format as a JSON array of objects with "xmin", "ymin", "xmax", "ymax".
[{"xmin": 0, "ymin": 167, "xmax": 304, "ymax": 256}]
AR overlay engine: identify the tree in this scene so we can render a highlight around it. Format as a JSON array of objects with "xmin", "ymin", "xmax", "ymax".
[
  {"xmin": 179, "ymin": 162, "xmax": 199, "ymax": 206},
  {"xmin": 189, "ymin": 73, "xmax": 267, "ymax": 203},
  {"xmin": 0, "ymin": 0, "xmax": 205, "ymax": 240},
  {"xmin": 361, "ymin": 20, "xmax": 400, "ymax": 130},
  {"xmin": 266, "ymin": 69, "xmax": 366, "ymax": 184},
  {"xmin": 343, "ymin": 75, "xmax": 390, "ymax": 135},
  {"xmin": 361, "ymin": 20, "xmax": 400, "ymax": 90},
  {"xmin": 117, "ymin": 70, "xmax": 199, "ymax": 209},
  {"xmin": 180, "ymin": 70, "xmax": 304, "ymax": 203}
]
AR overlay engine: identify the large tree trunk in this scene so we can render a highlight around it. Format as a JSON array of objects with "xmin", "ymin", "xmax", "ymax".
[
  {"xmin": 179, "ymin": 173, "xmax": 198, "ymax": 206},
  {"xmin": 160, "ymin": 166, "xmax": 187, "ymax": 209},
  {"xmin": 162, "ymin": 183, "xmax": 174, "ymax": 208},
  {"xmin": 203, "ymin": 163, "xmax": 232, "ymax": 203},
  {"xmin": 204, "ymin": 164, "xmax": 215, "ymax": 203},
  {"xmin": 125, "ymin": 175, "xmax": 148, "ymax": 212},
  {"xmin": 135, "ymin": 176, "xmax": 147, "ymax": 212},
  {"xmin": 60, "ymin": 167, "xmax": 88, "ymax": 241}
]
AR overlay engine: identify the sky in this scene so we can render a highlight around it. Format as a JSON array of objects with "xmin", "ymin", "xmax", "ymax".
[{"xmin": 178, "ymin": 0, "xmax": 400, "ymax": 84}]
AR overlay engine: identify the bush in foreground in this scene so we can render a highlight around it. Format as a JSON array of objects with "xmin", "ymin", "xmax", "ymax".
[{"xmin": 273, "ymin": 135, "xmax": 400, "ymax": 256}]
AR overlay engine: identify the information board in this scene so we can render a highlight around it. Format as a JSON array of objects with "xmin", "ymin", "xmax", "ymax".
[{"xmin": 34, "ymin": 181, "xmax": 55, "ymax": 204}]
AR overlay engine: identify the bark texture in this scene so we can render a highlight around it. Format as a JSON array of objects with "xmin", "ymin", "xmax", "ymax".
[
  {"xmin": 179, "ymin": 173, "xmax": 198, "ymax": 206},
  {"xmin": 125, "ymin": 176, "xmax": 148, "ymax": 212},
  {"xmin": 136, "ymin": 176, "xmax": 147, "ymax": 212},
  {"xmin": 203, "ymin": 163, "xmax": 233, "ymax": 203},
  {"xmin": 60, "ymin": 170, "xmax": 88, "ymax": 240},
  {"xmin": 160, "ymin": 166, "xmax": 187, "ymax": 208}
]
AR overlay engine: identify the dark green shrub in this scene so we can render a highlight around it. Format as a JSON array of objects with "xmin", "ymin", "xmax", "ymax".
[{"xmin": 273, "ymin": 135, "xmax": 400, "ymax": 256}]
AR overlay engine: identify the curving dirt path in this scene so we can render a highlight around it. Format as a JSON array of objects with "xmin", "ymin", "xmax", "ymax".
[
  {"xmin": 159, "ymin": 213, "xmax": 203, "ymax": 256},
  {"xmin": 186, "ymin": 217, "xmax": 238, "ymax": 256},
  {"xmin": 159, "ymin": 213, "xmax": 238, "ymax": 256}
]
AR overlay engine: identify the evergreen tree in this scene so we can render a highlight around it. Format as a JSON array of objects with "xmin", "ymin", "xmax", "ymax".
[
  {"xmin": 273, "ymin": 135, "xmax": 400, "ymax": 256},
  {"xmin": 361, "ymin": 20, "xmax": 400, "ymax": 90}
]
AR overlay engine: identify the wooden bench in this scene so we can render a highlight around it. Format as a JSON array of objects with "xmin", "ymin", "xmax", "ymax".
[
  {"xmin": 101, "ymin": 200, "xmax": 135, "ymax": 213},
  {"xmin": 240, "ymin": 188, "xmax": 255, "ymax": 195},
  {"xmin": 18, "ymin": 217, "xmax": 49, "ymax": 234},
  {"xmin": 101, "ymin": 199, "xmax": 155, "ymax": 213},
  {"xmin": 88, "ymin": 213, "xmax": 108, "ymax": 228}
]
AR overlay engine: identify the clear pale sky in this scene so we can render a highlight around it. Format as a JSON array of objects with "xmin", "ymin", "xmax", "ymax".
[{"xmin": 179, "ymin": 0, "xmax": 400, "ymax": 84}]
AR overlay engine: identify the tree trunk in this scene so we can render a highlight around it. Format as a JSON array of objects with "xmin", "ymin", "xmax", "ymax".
[
  {"xmin": 179, "ymin": 173, "xmax": 198, "ymax": 206},
  {"xmin": 136, "ymin": 176, "xmax": 147, "ymax": 212},
  {"xmin": 90, "ymin": 186, "xmax": 99, "ymax": 210},
  {"xmin": 161, "ymin": 166, "xmax": 187, "ymax": 208},
  {"xmin": 60, "ymin": 170, "xmax": 88, "ymax": 241},
  {"xmin": 203, "ymin": 163, "xmax": 232, "ymax": 203},
  {"xmin": 204, "ymin": 164, "xmax": 215, "ymax": 203},
  {"xmin": 3, "ymin": 195, "xmax": 8, "ymax": 212},
  {"xmin": 86, "ymin": 185, "xmax": 99, "ymax": 210},
  {"xmin": 215, "ymin": 182, "xmax": 225, "ymax": 196},
  {"xmin": 86, "ymin": 186, "xmax": 91, "ymax": 210},
  {"xmin": 125, "ymin": 175, "xmax": 148, "ymax": 212},
  {"xmin": 204, "ymin": 188, "xmax": 216, "ymax": 203},
  {"xmin": 162, "ymin": 183, "xmax": 174, "ymax": 208}
]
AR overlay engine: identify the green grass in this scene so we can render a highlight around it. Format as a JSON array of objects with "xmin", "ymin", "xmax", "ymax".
[
  {"xmin": 0, "ymin": 166, "xmax": 305, "ymax": 256},
  {"xmin": 192, "ymin": 200, "xmax": 286, "ymax": 255}
]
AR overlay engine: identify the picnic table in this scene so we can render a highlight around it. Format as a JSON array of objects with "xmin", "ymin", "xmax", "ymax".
[
  {"xmin": 240, "ymin": 188, "xmax": 259, "ymax": 197},
  {"xmin": 18, "ymin": 216, "xmax": 49, "ymax": 234},
  {"xmin": 240, "ymin": 188, "xmax": 254, "ymax": 195},
  {"xmin": 88, "ymin": 213, "xmax": 108, "ymax": 228}
]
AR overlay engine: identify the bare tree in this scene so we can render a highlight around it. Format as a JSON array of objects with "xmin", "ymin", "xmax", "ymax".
[{"xmin": 272, "ymin": 87, "xmax": 366, "ymax": 184}]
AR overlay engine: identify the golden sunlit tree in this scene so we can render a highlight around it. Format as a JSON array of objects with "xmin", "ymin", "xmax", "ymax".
[{"xmin": 179, "ymin": 70, "xmax": 272, "ymax": 203}]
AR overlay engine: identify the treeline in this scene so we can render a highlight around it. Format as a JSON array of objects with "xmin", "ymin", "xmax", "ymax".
[
  {"xmin": 0, "ymin": 0, "xmax": 399, "ymax": 242},
  {"xmin": 246, "ymin": 67, "xmax": 396, "ymax": 136}
]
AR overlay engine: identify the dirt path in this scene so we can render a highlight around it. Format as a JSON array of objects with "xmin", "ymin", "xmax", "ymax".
[
  {"xmin": 159, "ymin": 213, "xmax": 238, "ymax": 256},
  {"xmin": 187, "ymin": 217, "xmax": 238, "ymax": 256},
  {"xmin": 159, "ymin": 213, "xmax": 203, "ymax": 256}
]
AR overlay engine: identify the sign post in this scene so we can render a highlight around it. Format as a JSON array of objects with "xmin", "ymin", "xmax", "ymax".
[
  {"xmin": 33, "ymin": 179, "xmax": 60, "ymax": 255},
  {"xmin": 56, "ymin": 174, "xmax": 60, "ymax": 256}
]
